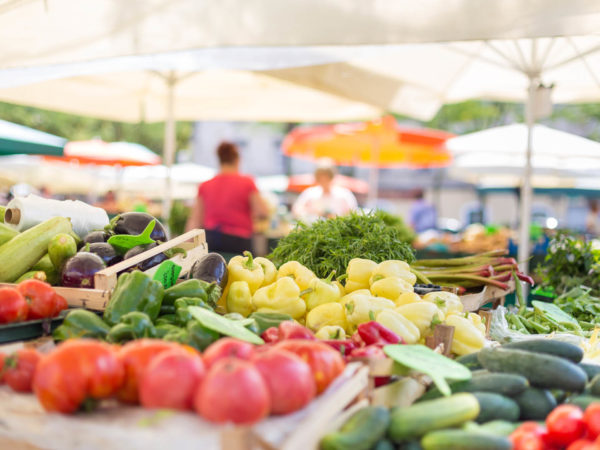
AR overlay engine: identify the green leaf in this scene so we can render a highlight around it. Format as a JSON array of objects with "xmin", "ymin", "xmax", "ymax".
[
  {"xmin": 153, "ymin": 261, "xmax": 182, "ymax": 289},
  {"xmin": 532, "ymin": 300, "xmax": 581, "ymax": 327},
  {"xmin": 108, "ymin": 220, "xmax": 156, "ymax": 254},
  {"xmin": 188, "ymin": 306, "xmax": 264, "ymax": 344},
  {"xmin": 384, "ymin": 344, "xmax": 471, "ymax": 396}
]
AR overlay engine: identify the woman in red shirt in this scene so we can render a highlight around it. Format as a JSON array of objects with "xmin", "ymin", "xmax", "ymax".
[{"xmin": 186, "ymin": 141, "xmax": 268, "ymax": 254}]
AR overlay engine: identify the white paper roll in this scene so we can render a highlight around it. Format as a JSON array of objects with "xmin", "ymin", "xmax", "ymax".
[{"xmin": 5, "ymin": 195, "xmax": 109, "ymax": 237}]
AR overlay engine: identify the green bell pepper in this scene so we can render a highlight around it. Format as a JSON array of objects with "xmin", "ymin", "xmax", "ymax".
[
  {"xmin": 174, "ymin": 296, "xmax": 212, "ymax": 327},
  {"xmin": 103, "ymin": 271, "xmax": 164, "ymax": 325},
  {"xmin": 106, "ymin": 311, "xmax": 157, "ymax": 343},
  {"xmin": 163, "ymin": 279, "xmax": 210, "ymax": 306},
  {"xmin": 159, "ymin": 304, "xmax": 176, "ymax": 315},
  {"xmin": 156, "ymin": 323, "xmax": 183, "ymax": 338},
  {"xmin": 185, "ymin": 320, "xmax": 220, "ymax": 351},
  {"xmin": 53, "ymin": 309, "xmax": 111, "ymax": 341},
  {"xmin": 249, "ymin": 312, "xmax": 294, "ymax": 334}
]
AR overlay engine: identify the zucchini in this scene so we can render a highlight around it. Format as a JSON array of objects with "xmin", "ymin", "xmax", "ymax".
[
  {"xmin": 420, "ymin": 372, "xmax": 528, "ymax": 401},
  {"xmin": 590, "ymin": 374, "xmax": 600, "ymax": 396},
  {"xmin": 388, "ymin": 393, "xmax": 480, "ymax": 442},
  {"xmin": 580, "ymin": 363, "xmax": 600, "ymax": 381},
  {"xmin": 0, "ymin": 205, "xmax": 5, "ymax": 222},
  {"xmin": 513, "ymin": 388, "xmax": 556, "ymax": 420},
  {"xmin": 472, "ymin": 392, "xmax": 520, "ymax": 423},
  {"xmin": 0, "ymin": 222, "xmax": 17, "ymax": 246},
  {"xmin": 320, "ymin": 406, "xmax": 390, "ymax": 450},
  {"xmin": 566, "ymin": 395, "xmax": 600, "ymax": 410},
  {"xmin": 48, "ymin": 233, "xmax": 77, "ymax": 270},
  {"xmin": 503, "ymin": 339, "xmax": 584, "ymax": 363},
  {"xmin": 15, "ymin": 270, "xmax": 47, "ymax": 283},
  {"xmin": 421, "ymin": 430, "xmax": 511, "ymax": 450},
  {"xmin": 31, "ymin": 253, "xmax": 60, "ymax": 285},
  {"xmin": 478, "ymin": 347, "xmax": 587, "ymax": 392},
  {"xmin": 0, "ymin": 217, "xmax": 72, "ymax": 282},
  {"xmin": 456, "ymin": 352, "xmax": 483, "ymax": 370}
]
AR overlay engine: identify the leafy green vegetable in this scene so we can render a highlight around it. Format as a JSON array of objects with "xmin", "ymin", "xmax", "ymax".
[{"xmin": 269, "ymin": 210, "xmax": 415, "ymax": 278}]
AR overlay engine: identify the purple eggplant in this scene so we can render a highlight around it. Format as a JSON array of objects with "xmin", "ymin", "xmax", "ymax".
[
  {"xmin": 110, "ymin": 212, "xmax": 167, "ymax": 242},
  {"xmin": 86, "ymin": 242, "xmax": 123, "ymax": 266},
  {"xmin": 188, "ymin": 253, "xmax": 228, "ymax": 289},
  {"xmin": 83, "ymin": 230, "xmax": 111, "ymax": 244},
  {"xmin": 61, "ymin": 252, "xmax": 106, "ymax": 288},
  {"xmin": 123, "ymin": 242, "xmax": 168, "ymax": 271}
]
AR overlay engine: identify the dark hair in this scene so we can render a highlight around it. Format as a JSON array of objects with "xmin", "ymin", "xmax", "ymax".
[{"xmin": 217, "ymin": 141, "xmax": 239, "ymax": 165}]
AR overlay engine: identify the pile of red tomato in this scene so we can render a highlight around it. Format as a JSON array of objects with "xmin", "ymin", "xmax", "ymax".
[
  {"xmin": 511, "ymin": 404, "xmax": 600, "ymax": 450},
  {"xmin": 0, "ymin": 280, "xmax": 68, "ymax": 323},
  {"xmin": 0, "ymin": 336, "xmax": 345, "ymax": 425}
]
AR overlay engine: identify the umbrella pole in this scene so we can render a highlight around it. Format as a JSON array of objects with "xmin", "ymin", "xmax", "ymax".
[
  {"xmin": 162, "ymin": 72, "xmax": 176, "ymax": 227},
  {"xmin": 517, "ymin": 78, "xmax": 536, "ymax": 275}
]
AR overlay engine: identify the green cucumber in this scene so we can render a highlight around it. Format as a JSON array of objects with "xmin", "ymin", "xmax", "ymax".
[
  {"xmin": 567, "ymin": 395, "xmax": 600, "ymax": 410},
  {"xmin": 0, "ymin": 217, "xmax": 72, "ymax": 282},
  {"xmin": 0, "ymin": 222, "xmax": 17, "ymax": 246},
  {"xmin": 320, "ymin": 406, "xmax": 390, "ymax": 450},
  {"xmin": 580, "ymin": 363, "xmax": 600, "ymax": 381},
  {"xmin": 421, "ymin": 430, "xmax": 511, "ymax": 450},
  {"xmin": 472, "ymin": 392, "xmax": 520, "ymax": 423},
  {"xmin": 503, "ymin": 339, "xmax": 584, "ymax": 363},
  {"xmin": 456, "ymin": 352, "xmax": 482, "ymax": 370},
  {"xmin": 478, "ymin": 347, "xmax": 587, "ymax": 392},
  {"xmin": 420, "ymin": 372, "xmax": 529, "ymax": 401},
  {"xmin": 48, "ymin": 232, "xmax": 77, "ymax": 270},
  {"xmin": 477, "ymin": 420, "xmax": 519, "ymax": 437},
  {"xmin": 513, "ymin": 388, "xmax": 557, "ymax": 420},
  {"xmin": 31, "ymin": 253, "xmax": 60, "ymax": 285},
  {"xmin": 389, "ymin": 393, "xmax": 480, "ymax": 442},
  {"xmin": 590, "ymin": 374, "xmax": 600, "ymax": 396}
]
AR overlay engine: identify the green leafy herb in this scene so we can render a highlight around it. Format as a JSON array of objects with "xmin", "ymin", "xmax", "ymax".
[{"xmin": 269, "ymin": 210, "xmax": 415, "ymax": 278}]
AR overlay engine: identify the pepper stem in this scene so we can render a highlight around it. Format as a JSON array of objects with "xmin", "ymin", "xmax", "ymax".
[
  {"xmin": 242, "ymin": 251, "xmax": 257, "ymax": 270},
  {"xmin": 324, "ymin": 270, "xmax": 336, "ymax": 283},
  {"xmin": 299, "ymin": 288, "xmax": 313, "ymax": 297}
]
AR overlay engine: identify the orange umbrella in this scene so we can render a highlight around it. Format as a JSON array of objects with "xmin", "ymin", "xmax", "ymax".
[
  {"xmin": 287, "ymin": 173, "xmax": 370, "ymax": 194},
  {"xmin": 45, "ymin": 140, "xmax": 161, "ymax": 166},
  {"xmin": 282, "ymin": 115, "xmax": 453, "ymax": 168}
]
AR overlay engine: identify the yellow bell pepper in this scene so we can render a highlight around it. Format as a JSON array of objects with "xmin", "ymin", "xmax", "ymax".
[
  {"xmin": 395, "ymin": 302, "xmax": 444, "ymax": 336},
  {"xmin": 315, "ymin": 325, "xmax": 346, "ymax": 340},
  {"xmin": 450, "ymin": 312, "xmax": 487, "ymax": 335},
  {"xmin": 375, "ymin": 309, "xmax": 420, "ymax": 344},
  {"xmin": 444, "ymin": 313, "xmax": 485, "ymax": 356},
  {"xmin": 255, "ymin": 257, "xmax": 277, "ymax": 287},
  {"xmin": 277, "ymin": 261, "xmax": 316, "ymax": 291},
  {"xmin": 370, "ymin": 276, "xmax": 414, "ymax": 300},
  {"xmin": 333, "ymin": 280, "xmax": 345, "ymax": 297},
  {"xmin": 226, "ymin": 281, "xmax": 254, "ymax": 317},
  {"xmin": 395, "ymin": 292, "xmax": 422, "ymax": 307},
  {"xmin": 345, "ymin": 258, "xmax": 378, "ymax": 293},
  {"xmin": 422, "ymin": 291, "xmax": 464, "ymax": 316},
  {"xmin": 252, "ymin": 276, "xmax": 306, "ymax": 320},
  {"xmin": 369, "ymin": 260, "xmax": 417, "ymax": 286},
  {"xmin": 304, "ymin": 271, "xmax": 342, "ymax": 311},
  {"xmin": 228, "ymin": 251, "xmax": 265, "ymax": 294},
  {"xmin": 306, "ymin": 303, "xmax": 347, "ymax": 332},
  {"xmin": 345, "ymin": 294, "xmax": 396, "ymax": 326}
]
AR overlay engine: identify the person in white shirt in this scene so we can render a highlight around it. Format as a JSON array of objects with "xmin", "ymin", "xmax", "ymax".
[{"xmin": 292, "ymin": 160, "xmax": 358, "ymax": 222}]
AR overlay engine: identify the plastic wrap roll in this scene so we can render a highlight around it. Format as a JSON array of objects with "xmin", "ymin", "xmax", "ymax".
[{"xmin": 5, "ymin": 195, "xmax": 109, "ymax": 237}]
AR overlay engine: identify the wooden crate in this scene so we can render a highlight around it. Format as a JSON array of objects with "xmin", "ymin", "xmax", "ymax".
[
  {"xmin": 460, "ymin": 278, "xmax": 515, "ymax": 312},
  {"xmin": 0, "ymin": 229, "xmax": 207, "ymax": 312},
  {"xmin": 0, "ymin": 363, "xmax": 368, "ymax": 450}
]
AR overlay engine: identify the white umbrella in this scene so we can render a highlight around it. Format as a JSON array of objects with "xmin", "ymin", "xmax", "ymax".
[{"xmin": 2, "ymin": 0, "xmax": 599, "ymax": 70}]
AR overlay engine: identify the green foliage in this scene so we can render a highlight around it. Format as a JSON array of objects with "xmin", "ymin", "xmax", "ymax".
[
  {"xmin": 268, "ymin": 210, "xmax": 416, "ymax": 278},
  {"xmin": 168, "ymin": 200, "xmax": 191, "ymax": 237},
  {"xmin": 536, "ymin": 232, "xmax": 600, "ymax": 296},
  {"xmin": 0, "ymin": 102, "xmax": 192, "ymax": 155}
]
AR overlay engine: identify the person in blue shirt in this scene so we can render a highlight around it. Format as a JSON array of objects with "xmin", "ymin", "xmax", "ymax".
[{"xmin": 409, "ymin": 190, "xmax": 437, "ymax": 233}]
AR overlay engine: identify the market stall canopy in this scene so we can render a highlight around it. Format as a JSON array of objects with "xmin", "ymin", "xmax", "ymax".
[
  {"xmin": 1, "ymin": 0, "xmax": 598, "ymax": 70},
  {"xmin": 283, "ymin": 116, "xmax": 453, "ymax": 168},
  {"xmin": 0, "ymin": 119, "xmax": 65, "ymax": 156},
  {"xmin": 47, "ymin": 140, "xmax": 161, "ymax": 166},
  {"xmin": 446, "ymin": 124, "xmax": 600, "ymax": 179},
  {"xmin": 287, "ymin": 174, "xmax": 370, "ymax": 195}
]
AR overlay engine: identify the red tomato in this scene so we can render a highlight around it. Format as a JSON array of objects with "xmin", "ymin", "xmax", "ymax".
[
  {"xmin": 139, "ymin": 348, "xmax": 205, "ymax": 410},
  {"xmin": 52, "ymin": 293, "xmax": 69, "ymax": 316},
  {"xmin": 0, "ymin": 287, "xmax": 28, "ymax": 323},
  {"xmin": 33, "ymin": 339, "xmax": 124, "ymax": 413},
  {"xmin": 3, "ymin": 348, "xmax": 41, "ymax": 393},
  {"xmin": 547, "ymin": 404, "xmax": 586, "ymax": 447},
  {"xmin": 277, "ymin": 321, "xmax": 315, "ymax": 340},
  {"xmin": 194, "ymin": 357, "xmax": 270, "ymax": 424},
  {"xmin": 510, "ymin": 422, "xmax": 551, "ymax": 450},
  {"xmin": 252, "ymin": 348, "xmax": 315, "ymax": 415},
  {"xmin": 568, "ymin": 440, "xmax": 600, "ymax": 450},
  {"xmin": 585, "ymin": 404, "xmax": 600, "ymax": 440},
  {"xmin": 18, "ymin": 279, "xmax": 55, "ymax": 320},
  {"xmin": 202, "ymin": 338, "xmax": 254, "ymax": 368},
  {"xmin": 117, "ymin": 339, "xmax": 180, "ymax": 404},
  {"xmin": 274, "ymin": 339, "xmax": 345, "ymax": 394}
]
